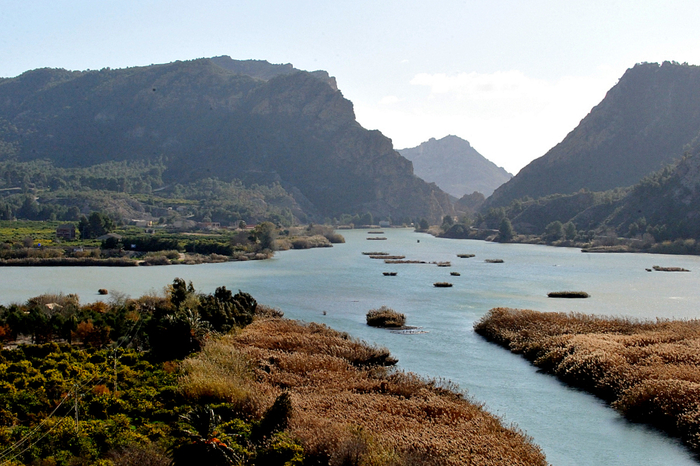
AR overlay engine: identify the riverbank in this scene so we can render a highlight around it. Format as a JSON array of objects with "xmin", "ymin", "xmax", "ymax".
[
  {"xmin": 0, "ymin": 285, "xmax": 548, "ymax": 466},
  {"xmin": 0, "ymin": 225, "xmax": 343, "ymax": 266},
  {"xmin": 474, "ymin": 307, "xmax": 700, "ymax": 455},
  {"xmin": 192, "ymin": 317, "xmax": 549, "ymax": 466},
  {"xmin": 434, "ymin": 226, "xmax": 700, "ymax": 257}
]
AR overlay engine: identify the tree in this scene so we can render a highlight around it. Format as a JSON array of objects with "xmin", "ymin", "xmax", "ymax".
[
  {"xmin": 499, "ymin": 218, "xmax": 514, "ymax": 242},
  {"xmin": 417, "ymin": 219, "xmax": 430, "ymax": 231},
  {"xmin": 563, "ymin": 222, "xmax": 577, "ymax": 240},
  {"xmin": 78, "ymin": 211, "xmax": 115, "ymax": 239},
  {"xmin": 251, "ymin": 222, "xmax": 277, "ymax": 251},
  {"xmin": 545, "ymin": 221, "xmax": 564, "ymax": 241},
  {"xmin": 441, "ymin": 215, "xmax": 454, "ymax": 231},
  {"xmin": 359, "ymin": 212, "xmax": 373, "ymax": 226}
]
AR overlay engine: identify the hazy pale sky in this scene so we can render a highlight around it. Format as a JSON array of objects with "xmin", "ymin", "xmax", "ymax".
[{"xmin": 2, "ymin": 0, "xmax": 700, "ymax": 173}]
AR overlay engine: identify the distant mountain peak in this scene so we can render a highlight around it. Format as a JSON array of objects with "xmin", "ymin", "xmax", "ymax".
[{"xmin": 398, "ymin": 135, "xmax": 511, "ymax": 197}]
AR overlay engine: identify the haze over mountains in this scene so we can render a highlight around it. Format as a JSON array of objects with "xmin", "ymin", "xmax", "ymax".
[
  {"xmin": 486, "ymin": 61, "xmax": 700, "ymax": 209},
  {"xmin": 398, "ymin": 135, "xmax": 511, "ymax": 198},
  {"xmin": 0, "ymin": 57, "xmax": 453, "ymax": 223}
]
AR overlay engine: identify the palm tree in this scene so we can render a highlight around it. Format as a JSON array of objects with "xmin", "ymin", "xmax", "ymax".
[{"xmin": 170, "ymin": 405, "xmax": 239, "ymax": 466}]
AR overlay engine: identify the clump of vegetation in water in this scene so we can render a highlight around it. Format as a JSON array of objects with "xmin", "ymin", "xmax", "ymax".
[
  {"xmin": 547, "ymin": 291, "xmax": 589, "ymax": 298},
  {"xmin": 433, "ymin": 282, "xmax": 453, "ymax": 288},
  {"xmin": 366, "ymin": 306, "xmax": 406, "ymax": 328},
  {"xmin": 652, "ymin": 265, "xmax": 690, "ymax": 272},
  {"xmin": 474, "ymin": 307, "xmax": 700, "ymax": 455}
]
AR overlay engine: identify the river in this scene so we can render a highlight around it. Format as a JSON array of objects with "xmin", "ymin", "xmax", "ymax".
[{"xmin": 1, "ymin": 228, "xmax": 700, "ymax": 465}]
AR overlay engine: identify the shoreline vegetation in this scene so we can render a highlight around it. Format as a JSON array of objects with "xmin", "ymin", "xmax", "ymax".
[
  {"xmin": 0, "ymin": 285, "xmax": 548, "ymax": 466},
  {"xmin": 429, "ymin": 220, "xmax": 700, "ymax": 257},
  {"xmin": 0, "ymin": 222, "xmax": 344, "ymax": 267},
  {"xmin": 474, "ymin": 308, "xmax": 700, "ymax": 455}
]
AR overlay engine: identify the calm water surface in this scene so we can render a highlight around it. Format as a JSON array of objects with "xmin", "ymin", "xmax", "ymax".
[{"xmin": 2, "ymin": 228, "xmax": 700, "ymax": 465}]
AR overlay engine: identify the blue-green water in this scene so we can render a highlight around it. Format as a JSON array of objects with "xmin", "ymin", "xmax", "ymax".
[{"xmin": 2, "ymin": 228, "xmax": 700, "ymax": 465}]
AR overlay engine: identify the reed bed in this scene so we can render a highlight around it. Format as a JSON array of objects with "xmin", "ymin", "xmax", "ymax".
[
  {"xmin": 184, "ymin": 318, "xmax": 548, "ymax": 465},
  {"xmin": 474, "ymin": 307, "xmax": 700, "ymax": 453},
  {"xmin": 385, "ymin": 259, "xmax": 427, "ymax": 264},
  {"xmin": 457, "ymin": 254, "xmax": 475, "ymax": 258},
  {"xmin": 653, "ymin": 265, "xmax": 690, "ymax": 272},
  {"xmin": 0, "ymin": 257, "xmax": 138, "ymax": 266},
  {"xmin": 367, "ymin": 237, "xmax": 388, "ymax": 241},
  {"xmin": 485, "ymin": 259, "xmax": 504, "ymax": 263},
  {"xmin": 370, "ymin": 255, "xmax": 405, "ymax": 259},
  {"xmin": 362, "ymin": 252, "xmax": 388, "ymax": 255},
  {"xmin": 450, "ymin": 272, "xmax": 461, "ymax": 276}
]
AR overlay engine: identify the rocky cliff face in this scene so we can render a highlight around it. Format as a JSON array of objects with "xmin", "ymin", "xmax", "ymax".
[
  {"xmin": 0, "ymin": 58, "xmax": 452, "ymax": 222},
  {"xmin": 399, "ymin": 135, "xmax": 511, "ymax": 197},
  {"xmin": 485, "ymin": 62, "xmax": 700, "ymax": 208}
]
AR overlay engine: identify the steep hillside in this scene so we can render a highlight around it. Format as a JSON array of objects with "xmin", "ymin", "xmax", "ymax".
[
  {"xmin": 0, "ymin": 57, "xmax": 452, "ymax": 223},
  {"xmin": 399, "ymin": 135, "xmax": 511, "ymax": 197},
  {"xmin": 602, "ymin": 139, "xmax": 700, "ymax": 239},
  {"xmin": 486, "ymin": 61, "xmax": 700, "ymax": 208}
]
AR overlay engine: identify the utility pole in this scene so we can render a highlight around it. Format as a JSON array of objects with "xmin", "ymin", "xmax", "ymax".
[
  {"xmin": 113, "ymin": 348, "xmax": 118, "ymax": 394},
  {"xmin": 74, "ymin": 385, "xmax": 79, "ymax": 434}
]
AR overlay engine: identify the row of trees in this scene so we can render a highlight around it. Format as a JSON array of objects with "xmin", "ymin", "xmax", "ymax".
[{"xmin": 0, "ymin": 279, "xmax": 259, "ymax": 361}]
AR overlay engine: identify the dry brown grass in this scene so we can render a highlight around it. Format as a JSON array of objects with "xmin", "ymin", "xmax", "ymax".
[
  {"xmin": 181, "ymin": 317, "xmax": 548, "ymax": 466},
  {"xmin": 474, "ymin": 308, "xmax": 700, "ymax": 453}
]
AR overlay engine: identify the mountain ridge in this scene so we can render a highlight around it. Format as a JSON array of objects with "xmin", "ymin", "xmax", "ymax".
[
  {"xmin": 485, "ymin": 61, "xmax": 700, "ymax": 208},
  {"xmin": 0, "ymin": 57, "xmax": 453, "ymax": 223}
]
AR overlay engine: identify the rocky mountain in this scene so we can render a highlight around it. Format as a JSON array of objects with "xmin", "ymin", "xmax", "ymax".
[
  {"xmin": 485, "ymin": 61, "xmax": 700, "ymax": 208},
  {"xmin": 398, "ymin": 135, "xmax": 511, "ymax": 197},
  {"xmin": 0, "ymin": 57, "xmax": 453, "ymax": 223}
]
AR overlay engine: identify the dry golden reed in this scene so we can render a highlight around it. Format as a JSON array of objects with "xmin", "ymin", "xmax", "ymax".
[
  {"xmin": 474, "ymin": 307, "xmax": 700, "ymax": 453},
  {"xmin": 182, "ymin": 317, "xmax": 548, "ymax": 466}
]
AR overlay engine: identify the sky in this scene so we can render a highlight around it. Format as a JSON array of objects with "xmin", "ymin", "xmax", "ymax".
[{"xmin": 2, "ymin": 1, "xmax": 700, "ymax": 174}]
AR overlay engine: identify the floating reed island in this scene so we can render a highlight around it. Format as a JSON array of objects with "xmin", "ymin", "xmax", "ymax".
[
  {"xmin": 485, "ymin": 259, "xmax": 504, "ymax": 263},
  {"xmin": 385, "ymin": 259, "xmax": 427, "ymax": 264},
  {"xmin": 450, "ymin": 272, "xmax": 461, "ymax": 276},
  {"xmin": 370, "ymin": 255, "xmax": 405, "ymax": 259},
  {"xmin": 547, "ymin": 291, "xmax": 590, "ymax": 298},
  {"xmin": 362, "ymin": 251, "xmax": 388, "ymax": 255},
  {"xmin": 474, "ymin": 307, "xmax": 700, "ymax": 455},
  {"xmin": 366, "ymin": 306, "xmax": 406, "ymax": 328},
  {"xmin": 436, "ymin": 261, "xmax": 452, "ymax": 267},
  {"xmin": 434, "ymin": 282, "xmax": 453, "ymax": 288},
  {"xmin": 366, "ymin": 237, "xmax": 387, "ymax": 240},
  {"xmin": 457, "ymin": 254, "xmax": 475, "ymax": 258},
  {"xmin": 367, "ymin": 231, "xmax": 384, "ymax": 234},
  {"xmin": 653, "ymin": 265, "xmax": 690, "ymax": 272},
  {"xmin": 383, "ymin": 272, "xmax": 397, "ymax": 276}
]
